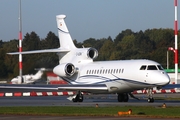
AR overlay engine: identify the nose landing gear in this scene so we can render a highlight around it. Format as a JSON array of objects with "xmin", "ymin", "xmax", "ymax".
[{"xmin": 147, "ymin": 88, "xmax": 154, "ymax": 103}]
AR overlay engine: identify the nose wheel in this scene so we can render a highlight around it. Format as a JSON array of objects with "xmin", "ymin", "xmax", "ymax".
[
  {"xmin": 147, "ymin": 88, "xmax": 154, "ymax": 103},
  {"xmin": 148, "ymin": 97, "xmax": 154, "ymax": 103}
]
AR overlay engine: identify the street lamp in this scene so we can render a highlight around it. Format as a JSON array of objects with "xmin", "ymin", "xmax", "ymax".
[{"xmin": 167, "ymin": 47, "xmax": 175, "ymax": 69}]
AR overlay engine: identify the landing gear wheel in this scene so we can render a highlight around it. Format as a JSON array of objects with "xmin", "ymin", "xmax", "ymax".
[
  {"xmin": 78, "ymin": 95, "xmax": 83, "ymax": 102},
  {"xmin": 118, "ymin": 93, "xmax": 129, "ymax": 102},
  {"xmin": 72, "ymin": 98, "xmax": 78, "ymax": 102},
  {"xmin": 72, "ymin": 91, "xmax": 84, "ymax": 102},
  {"xmin": 148, "ymin": 98, "xmax": 154, "ymax": 103}
]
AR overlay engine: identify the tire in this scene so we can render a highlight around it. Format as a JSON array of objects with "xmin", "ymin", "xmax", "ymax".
[
  {"xmin": 123, "ymin": 93, "xmax": 129, "ymax": 102},
  {"xmin": 118, "ymin": 94, "xmax": 123, "ymax": 102},
  {"xmin": 148, "ymin": 98, "xmax": 154, "ymax": 103}
]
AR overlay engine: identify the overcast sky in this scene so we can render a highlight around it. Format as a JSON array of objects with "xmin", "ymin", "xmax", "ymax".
[{"xmin": 0, "ymin": 0, "xmax": 178, "ymax": 42}]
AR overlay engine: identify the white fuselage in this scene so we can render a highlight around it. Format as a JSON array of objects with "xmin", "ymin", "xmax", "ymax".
[{"xmin": 56, "ymin": 59, "xmax": 170, "ymax": 94}]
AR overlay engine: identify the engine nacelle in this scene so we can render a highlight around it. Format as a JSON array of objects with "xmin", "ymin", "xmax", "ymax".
[
  {"xmin": 53, "ymin": 63, "xmax": 76, "ymax": 77},
  {"xmin": 87, "ymin": 48, "xmax": 98, "ymax": 60}
]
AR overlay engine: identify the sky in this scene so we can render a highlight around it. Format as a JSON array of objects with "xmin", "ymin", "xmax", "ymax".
[{"xmin": 0, "ymin": 0, "xmax": 178, "ymax": 42}]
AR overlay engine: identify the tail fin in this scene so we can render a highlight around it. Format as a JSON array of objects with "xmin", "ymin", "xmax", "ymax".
[
  {"xmin": 56, "ymin": 15, "xmax": 76, "ymax": 49},
  {"xmin": 33, "ymin": 68, "xmax": 45, "ymax": 80}
]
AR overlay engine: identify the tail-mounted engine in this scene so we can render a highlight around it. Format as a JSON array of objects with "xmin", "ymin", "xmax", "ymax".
[
  {"xmin": 53, "ymin": 63, "xmax": 76, "ymax": 77},
  {"xmin": 87, "ymin": 48, "xmax": 98, "ymax": 60}
]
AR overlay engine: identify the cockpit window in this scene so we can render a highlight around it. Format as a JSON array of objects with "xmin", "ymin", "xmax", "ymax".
[
  {"xmin": 157, "ymin": 65, "xmax": 164, "ymax": 70},
  {"xmin": 147, "ymin": 65, "xmax": 157, "ymax": 70},
  {"xmin": 140, "ymin": 65, "xmax": 146, "ymax": 70}
]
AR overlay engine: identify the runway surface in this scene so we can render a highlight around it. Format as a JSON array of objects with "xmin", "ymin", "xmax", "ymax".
[
  {"xmin": 0, "ymin": 93, "xmax": 180, "ymax": 107},
  {"xmin": 0, "ymin": 93, "xmax": 180, "ymax": 120}
]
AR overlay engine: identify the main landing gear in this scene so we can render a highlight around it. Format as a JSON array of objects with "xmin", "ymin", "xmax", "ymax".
[
  {"xmin": 117, "ymin": 93, "xmax": 129, "ymax": 102},
  {"xmin": 72, "ymin": 91, "xmax": 83, "ymax": 102}
]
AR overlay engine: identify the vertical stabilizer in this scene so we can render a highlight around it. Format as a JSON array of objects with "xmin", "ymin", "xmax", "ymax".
[
  {"xmin": 33, "ymin": 69, "xmax": 44, "ymax": 80},
  {"xmin": 56, "ymin": 15, "xmax": 76, "ymax": 49}
]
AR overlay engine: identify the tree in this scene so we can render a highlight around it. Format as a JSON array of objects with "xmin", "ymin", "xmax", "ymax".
[
  {"xmin": 114, "ymin": 29, "xmax": 134, "ymax": 44},
  {"xmin": 98, "ymin": 39, "xmax": 114, "ymax": 60},
  {"xmin": 0, "ymin": 48, "xmax": 7, "ymax": 77},
  {"xmin": 23, "ymin": 32, "xmax": 40, "ymax": 51},
  {"xmin": 40, "ymin": 31, "xmax": 59, "ymax": 49}
]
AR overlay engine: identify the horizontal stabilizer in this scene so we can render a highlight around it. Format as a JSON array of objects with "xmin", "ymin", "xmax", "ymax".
[
  {"xmin": 7, "ymin": 48, "xmax": 69, "ymax": 55},
  {"xmin": 0, "ymin": 84, "xmax": 108, "ymax": 93}
]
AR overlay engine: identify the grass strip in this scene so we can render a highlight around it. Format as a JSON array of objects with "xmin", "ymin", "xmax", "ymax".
[{"xmin": 0, "ymin": 106, "xmax": 180, "ymax": 118}]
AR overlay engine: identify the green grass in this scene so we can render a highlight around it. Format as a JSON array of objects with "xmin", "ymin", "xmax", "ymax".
[{"xmin": 0, "ymin": 106, "xmax": 180, "ymax": 118}]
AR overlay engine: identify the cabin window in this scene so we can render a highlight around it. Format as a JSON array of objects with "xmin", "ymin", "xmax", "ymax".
[
  {"xmin": 122, "ymin": 69, "xmax": 124, "ymax": 73},
  {"xmin": 147, "ymin": 65, "xmax": 157, "ymax": 70},
  {"xmin": 119, "ymin": 69, "xmax": 121, "ymax": 73},
  {"xmin": 111, "ymin": 69, "xmax": 113, "ymax": 74},
  {"xmin": 105, "ymin": 69, "xmax": 108, "ymax": 74},
  {"xmin": 94, "ymin": 70, "xmax": 96, "ymax": 74},
  {"xmin": 116, "ymin": 69, "xmax": 118, "ymax": 73},
  {"xmin": 89, "ymin": 70, "xmax": 91, "ymax": 74},
  {"xmin": 103, "ymin": 70, "xmax": 105, "ymax": 74},
  {"xmin": 140, "ymin": 65, "xmax": 146, "ymax": 70},
  {"xmin": 92, "ymin": 70, "xmax": 94, "ymax": 74},
  {"xmin": 97, "ymin": 70, "xmax": 99, "ymax": 74}
]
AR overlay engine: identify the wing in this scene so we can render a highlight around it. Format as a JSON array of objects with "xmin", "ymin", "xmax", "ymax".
[
  {"xmin": 7, "ymin": 48, "xmax": 69, "ymax": 55},
  {"xmin": 0, "ymin": 84, "xmax": 108, "ymax": 93},
  {"xmin": 162, "ymin": 84, "xmax": 180, "ymax": 89}
]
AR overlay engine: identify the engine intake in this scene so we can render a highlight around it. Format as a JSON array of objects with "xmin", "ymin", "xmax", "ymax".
[
  {"xmin": 65, "ymin": 63, "xmax": 75, "ymax": 76},
  {"xmin": 87, "ymin": 48, "xmax": 98, "ymax": 59},
  {"xmin": 53, "ymin": 63, "xmax": 76, "ymax": 77}
]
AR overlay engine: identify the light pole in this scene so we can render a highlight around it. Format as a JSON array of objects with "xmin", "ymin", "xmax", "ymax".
[
  {"xmin": 167, "ymin": 50, "xmax": 169, "ymax": 69},
  {"xmin": 19, "ymin": 0, "xmax": 23, "ymax": 82},
  {"xmin": 168, "ymin": 47, "xmax": 178, "ymax": 83}
]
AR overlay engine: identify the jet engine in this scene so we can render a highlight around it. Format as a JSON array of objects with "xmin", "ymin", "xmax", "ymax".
[
  {"xmin": 86, "ymin": 48, "xmax": 98, "ymax": 60},
  {"xmin": 53, "ymin": 63, "xmax": 76, "ymax": 77}
]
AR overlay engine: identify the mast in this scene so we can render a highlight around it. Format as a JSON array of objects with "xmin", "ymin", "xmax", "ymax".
[{"xmin": 19, "ymin": 0, "xmax": 23, "ymax": 81}]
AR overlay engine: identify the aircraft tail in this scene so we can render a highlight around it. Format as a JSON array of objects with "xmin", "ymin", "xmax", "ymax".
[
  {"xmin": 7, "ymin": 14, "xmax": 75, "ymax": 55},
  {"xmin": 33, "ymin": 68, "xmax": 46, "ymax": 80},
  {"xmin": 56, "ymin": 15, "xmax": 76, "ymax": 49}
]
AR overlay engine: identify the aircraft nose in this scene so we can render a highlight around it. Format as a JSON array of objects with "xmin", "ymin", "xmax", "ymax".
[
  {"xmin": 11, "ymin": 78, "xmax": 18, "ymax": 84},
  {"xmin": 11, "ymin": 78, "xmax": 17, "ymax": 82},
  {"xmin": 151, "ymin": 71, "xmax": 170, "ymax": 86},
  {"xmin": 161, "ymin": 72, "xmax": 170, "ymax": 85}
]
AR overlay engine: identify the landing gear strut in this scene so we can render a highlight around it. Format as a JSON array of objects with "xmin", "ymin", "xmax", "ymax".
[
  {"xmin": 72, "ymin": 91, "xmax": 83, "ymax": 102},
  {"xmin": 147, "ymin": 88, "xmax": 154, "ymax": 103},
  {"xmin": 117, "ymin": 93, "xmax": 129, "ymax": 102}
]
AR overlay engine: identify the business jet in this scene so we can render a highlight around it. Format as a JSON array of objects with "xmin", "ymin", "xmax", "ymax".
[
  {"xmin": 1, "ymin": 14, "xmax": 170, "ymax": 103},
  {"xmin": 11, "ymin": 68, "xmax": 46, "ymax": 84}
]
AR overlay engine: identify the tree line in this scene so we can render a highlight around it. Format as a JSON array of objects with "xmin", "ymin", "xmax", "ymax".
[{"xmin": 0, "ymin": 28, "xmax": 179, "ymax": 81}]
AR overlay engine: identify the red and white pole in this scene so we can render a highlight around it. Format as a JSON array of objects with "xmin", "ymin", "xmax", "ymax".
[
  {"xmin": 174, "ymin": 0, "xmax": 178, "ymax": 84},
  {"xmin": 19, "ymin": 0, "xmax": 22, "ymax": 81}
]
